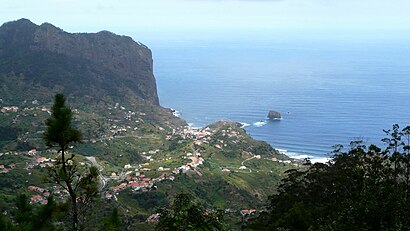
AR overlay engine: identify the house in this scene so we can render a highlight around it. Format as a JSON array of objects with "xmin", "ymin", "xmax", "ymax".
[
  {"xmin": 124, "ymin": 164, "xmax": 132, "ymax": 169},
  {"xmin": 128, "ymin": 181, "xmax": 139, "ymax": 188},
  {"xmin": 30, "ymin": 195, "xmax": 48, "ymax": 205},
  {"xmin": 240, "ymin": 209, "xmax": 257, "ymax": 216},
  {"xmin": 146, "ymin": 213, "xmax": 160, "ymax": 223},
  {"xmin": 119, "ymin": 183, "xmax": 127, "ymax": 188},
  {"xmin": 28, "ymin": 186, "xmax": 39, "ymax": 191},
  {"xmin": 28, "ymin": 149, "xmax": 37, "ymax": 155},
  {"xmin": 104, "ymin": 192, "xmax": 113, "ymax": 199},
  {"xmin": 36, "ymin": 157, "xmax": 47, "ymax": 163}
]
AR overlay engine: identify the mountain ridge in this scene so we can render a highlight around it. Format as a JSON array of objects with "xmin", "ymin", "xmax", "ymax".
[{"xmin": 0, "ymin": 18, "xmax": 159, "ymax": 106}]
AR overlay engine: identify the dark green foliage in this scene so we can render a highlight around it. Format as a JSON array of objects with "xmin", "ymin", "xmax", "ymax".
[
  {"xmin": 44, "ymin": 93, "xmax": 82, "ymax": 150},
  {"xmin": 248, "ymin": 124, "xmax": 410, "ymax": 231},
  {"xmin": 155, "ymin": 193, "xmax": 230, "ymax": 231},
  {"xmin": 15, "ymin": 194, "xmax": 33, "ymax": 229},
  {"xmin": 31, "ymin": 196, "xmax": 56, "ymax": 231},
  {"xmin": 44, "ymin": 93, "xmax": 98, "ymax": 230},
  {"xmin": 132, "ymin": 191, "xmax": 168, "ymax": 210},
  {"xmin": 0, "ymin": 19, "xmax": 160, "ymax": 106},
  {"xmin": 12, "ymin": 194, "xmax": 56, "ymax": 231},
  {"xmin": 100, "ymin": 208, "xmax": 122, "ymax": 231},
  {"xmin": 0, "ymin": 212, "xmax": 15, "ymax": 231},
  {"xmin": 0, "ymin": 127, "xmax": 21, "ymax": 141}
]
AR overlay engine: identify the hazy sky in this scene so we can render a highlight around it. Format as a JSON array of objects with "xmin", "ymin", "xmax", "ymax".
[{"xmin": 1, "ymin": 0, "xmax": 409, "ymax": 39}]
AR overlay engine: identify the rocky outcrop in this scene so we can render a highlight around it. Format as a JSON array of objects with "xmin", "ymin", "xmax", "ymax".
[
  {"xmin": 268, "ymin": 111, "xmax": 281, "ymax": 120},
  {"xmin": 0, "ymin": 18, "xmax": 159, "ymax": 105}
]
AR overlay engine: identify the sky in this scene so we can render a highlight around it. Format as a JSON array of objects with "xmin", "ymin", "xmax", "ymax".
[{"xmin": 0, "ymin": 0, "xmax": 409, "ymax": 40}]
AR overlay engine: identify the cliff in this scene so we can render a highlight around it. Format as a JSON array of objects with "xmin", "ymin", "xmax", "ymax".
[{"xmin": 0, "ymin": 18, "xmax": 159, "ymax": 105}]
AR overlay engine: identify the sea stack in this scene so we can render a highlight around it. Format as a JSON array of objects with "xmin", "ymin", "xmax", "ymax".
[{"xmin": 268, "ymin": 111, "xmax": 281, "ymax": 120}]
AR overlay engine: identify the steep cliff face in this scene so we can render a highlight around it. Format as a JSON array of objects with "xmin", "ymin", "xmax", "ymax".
[{"xmin": 0, "ymin": 18, "xmax": 159, "ymax": 105}]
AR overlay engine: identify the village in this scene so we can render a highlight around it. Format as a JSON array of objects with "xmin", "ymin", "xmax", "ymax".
[{"xmin": 0, "ymin": 100, "xmax": 297, "ymax": 223}]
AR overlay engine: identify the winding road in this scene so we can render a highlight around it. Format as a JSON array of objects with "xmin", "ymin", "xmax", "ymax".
[{"xmin": 85, "ymin": 156, "xmax": 108, "ymax": 191}]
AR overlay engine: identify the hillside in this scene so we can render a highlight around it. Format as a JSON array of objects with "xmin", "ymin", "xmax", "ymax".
[
  {"xmin": 0, "ymin": 18, "xmax": 158, "ymax": 105},
  {"xmin": 0, "ymin": 19, "xmax": 295, "ymax": 229},
  {"xmin": 0, "ymin": 19, "xmax": 185, "ymax": 152}
]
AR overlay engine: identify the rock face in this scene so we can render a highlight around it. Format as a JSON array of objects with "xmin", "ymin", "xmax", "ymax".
[
  {"xmin": 0, "ymin": 18, "xmax": 159, "ymax": 105},
  {"xmin": 268, "ymin": 111, "xmax": 281, "ymax": 120}
]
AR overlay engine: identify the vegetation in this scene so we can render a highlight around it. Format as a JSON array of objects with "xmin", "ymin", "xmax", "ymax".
[
  {"xmin": 44, "ymin": 94, "xmax": 98, "ymax": 230},
  {"xmin": 0, "ymin": 20, "xmax": 293, "ymax": 230},
  {"xmin": 155, "ymin": 193, "xmax": 229, "ymax": 231},
  {"xmin": 247, "ymin": 124, "xmax": 410, "ymax": 231},
  {"xmin": 2, "ymin": 95, "xmax": 410, "ymax": 231}
]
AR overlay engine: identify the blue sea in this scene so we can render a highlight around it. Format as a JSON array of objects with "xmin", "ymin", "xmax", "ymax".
[{"xmin": 148, "ymin": 36, "xmax": 410, "ymax": 161}]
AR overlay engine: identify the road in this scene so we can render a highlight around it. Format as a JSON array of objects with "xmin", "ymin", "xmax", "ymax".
[{"xmin": 85, "ymin": 156, "xmax": 108, "ymax": 191}]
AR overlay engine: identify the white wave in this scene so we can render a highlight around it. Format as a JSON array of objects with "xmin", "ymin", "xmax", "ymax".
[
  {"xmin": 272, "ymin": 117, "xmax": 282, "ymax": 121},
  {"xmin": 239, "ymin": 122, "xmax": 251, "ymax": 128},
  {"xmin": 253, "ymin": 120, "xmax": 267, "ymax": 127},
  {"xmin": 187, "ymin": 123, "xmax": 203, "ymax": 129},
  {"xmin": 170, "ymin": 108, "xmax": 181, "ymax": 117},
  {"xmin": 276, "ymin": 149, "xmax": 287, "ymax": 154},
  {"xmin": 277, "ymin": 149, "xmax": 331, "ymax": 164},
  {"xmin": 173, "ymin": 111, "xmax": 181, "ymax": 117},
  {"xmin": 310, "ymin": 158, "xmax": 332, "ymax": 164}
]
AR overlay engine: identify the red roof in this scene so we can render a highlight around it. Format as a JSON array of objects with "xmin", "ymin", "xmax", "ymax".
[
  {"xmin": 36, "ymin": 157, "xmax": 46, "ymax": 163},
  {"xmin": 129, "ymin": 182, "xmax": 139, "ymax": 187}
]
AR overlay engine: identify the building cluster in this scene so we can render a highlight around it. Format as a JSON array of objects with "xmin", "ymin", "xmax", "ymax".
[
  {"xmin": 28, "ymin": 186, "xmax": 50, "ymax": 205},
  {"xmin": 1, "ymin": 106, "xmax": 19, "ymax": 113},
  {"xmin": 106, "ymin": 149, "xmax": 205, "ymax": 200},
  {"xmin": 106, "ymin": 167, "xmax": 177, "ymax": 200},
  {"xmin": 0, "ymin": 163, "xmax": 16, "ymax": 173},
  {"xmin": 27, "ymin": 185, "xmax": 68, "ymax": 204},
  {"xmin": 177, "ymin": 127, "xmax": 213, "ymax": 142},
  {"xmin": 26, "ymin": 156, "xmax": 56, "ymax": 169}
]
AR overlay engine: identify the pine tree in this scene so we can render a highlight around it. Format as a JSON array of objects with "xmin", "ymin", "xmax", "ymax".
[{"xmin": 43, "ymin": 93, "xmax": 88, "ymax": 230}]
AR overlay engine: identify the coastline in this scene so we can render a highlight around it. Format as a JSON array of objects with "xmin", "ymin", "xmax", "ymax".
[
  {"xmin": 171, "ymin": 108, "xmax": 330, "ymax": 164},
  {"xmin": 276, "ymin": 149, "xmax": 331, "ymax": 164}
]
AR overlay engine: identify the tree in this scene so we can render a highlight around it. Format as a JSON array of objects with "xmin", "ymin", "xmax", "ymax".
[
  {"xmin": 44, "ymin": 93, "xmax": 98, "ymax": 230},
  {"xmin": 155, "ymin": 193, "xmax": 230, "ymax": 231},
  {"xmin": 0, "ymin": 212, "xmax": 15, "ymax": 231},
  {"xmin": 247, "ymin": 125, "xmax": 410, "ymax": 230},
  {"xmin": 11, "ymin": 194, "xmax": 56, "ymax": 231},
  {"xmin": 15, "ymin": 194, "xmax": 33, "ymax": 230},
  {"xmin": 100, "ymin": 208, "xmax": 122, "ymax": 231}
]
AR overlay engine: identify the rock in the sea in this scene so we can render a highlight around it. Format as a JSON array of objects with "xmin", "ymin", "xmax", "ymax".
[{"xmin": 268, "ymin": 111, "xmax": 281, "ymax": 120}]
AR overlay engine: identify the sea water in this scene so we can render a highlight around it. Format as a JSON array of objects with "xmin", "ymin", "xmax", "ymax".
[{"xmin": 149, "ymin": 37, "xmax": 410, "ymax": 161}]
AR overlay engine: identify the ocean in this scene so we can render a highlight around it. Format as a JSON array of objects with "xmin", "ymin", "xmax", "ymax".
[{"xmin": 148, "ymin": 36, "xmax": 410, "ymax": 161}]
